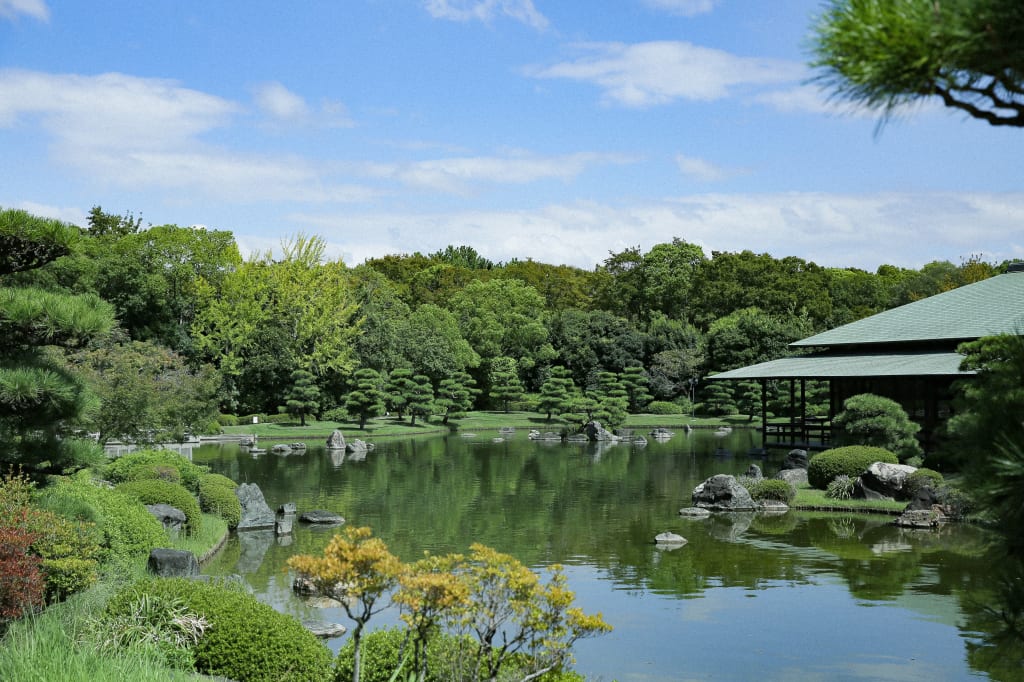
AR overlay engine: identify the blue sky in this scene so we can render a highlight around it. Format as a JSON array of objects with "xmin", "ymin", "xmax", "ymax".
[{"xmin": 2, "ymin": 0, "xmax": 1022, "ymax": 271}]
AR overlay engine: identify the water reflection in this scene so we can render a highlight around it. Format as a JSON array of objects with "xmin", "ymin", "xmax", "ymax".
[{"xmin": 194, "ymin": 430, "xmax": 1022, "ymax": 681}]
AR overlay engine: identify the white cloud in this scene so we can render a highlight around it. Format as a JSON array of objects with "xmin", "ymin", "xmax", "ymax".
[
  {"xmin": 0, "ymin": 69, "xmax": 237, "ymax": 154},
  {"xmin": 284, "ymin": 191, "xmax": 1024, "ymax": 271},
  {"xmin": 361, "ymin": 151, "xmax": 631, "ymax": 192},
  {"xmin": 675, "ymin": 154, "xmax": 729, "ymax": 182},
  {"xmin": 642, "ymin": 0, "xmax": 718, "ymax": 17},
  {"xmin": 0, "ymin": 0, "xmax": 48, "ymax": 22},
  {"xmin": 423, "ymin": 0, "xmax": 548, "ymax": 30},
  {"xmin": 253, "ymin": 81, "xmax": 309, "ymax": 121},
  {"xmin": 252, "ymin": 81, "xmax": 354, "ymax": 128},
  {"xmin": 12, "ymin": 200, "xmax": 86, "ymax": 226},
  {"xmin": 526, "ymin": 41, "xmax": 803, "ymax": 107}
]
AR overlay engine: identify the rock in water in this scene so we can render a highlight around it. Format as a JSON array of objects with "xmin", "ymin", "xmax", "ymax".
[
  {"xmin": 236, "ymin": 482, "xmax": 276, "ymax": 531},
  {"xmin": 692, "ymin": 474, "xmax": 758, "ymax": 512}
]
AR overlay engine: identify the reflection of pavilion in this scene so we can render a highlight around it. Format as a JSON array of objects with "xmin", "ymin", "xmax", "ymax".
[{"xmin": 712, "ymin": 265, "xmax": 1024, "ymax": 454}]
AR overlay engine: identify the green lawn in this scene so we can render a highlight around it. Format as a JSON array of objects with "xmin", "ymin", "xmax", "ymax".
[
  {"xmin": 217, "ymin": 410, "xmax": 754, "ymax": 440},
  {"xmin": 791, "ymin": 484, "xmax": 905, "ymax": 514}
]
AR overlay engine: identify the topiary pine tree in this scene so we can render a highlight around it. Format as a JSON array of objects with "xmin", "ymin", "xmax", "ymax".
[
  {"xmin": 833, "ymin": 393, "xmax": 922, "ymax": 462},
  {"xmin": 489, "ymin": 357, "xmax": 525, "ymax": 413},
  {"xmin": 385, "ymin": 368, "xmax": 415, "ymax": 420},
  {"xmin": 281, "ymin": 369, "xmax": 321, "ymax": 426},
  {"xmin": 344, "ymin": 368, "xmax": 386, "ymax": 429},
  {"xmin": 406, "ymin": 374, "xmax": 435, "ymax": 426},
  {"xmin": 0, "ymin": 209, "xmax": 116, "ymax": 478},
  {"xmin": 436, "ymin": 370, "xmax": 479, "ymax": 425},
  {"xmin": 620, "ymin": 366, "xmax": 653, "ymax": 413},
  {"xmin": 536, "ymin": 366, "xmax": 576, "ymax": 421}
]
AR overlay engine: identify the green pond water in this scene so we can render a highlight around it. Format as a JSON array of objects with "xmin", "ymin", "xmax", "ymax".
[{"xmin": 193, "ymin": 429, "xmax": 1023, "ymax": 681}]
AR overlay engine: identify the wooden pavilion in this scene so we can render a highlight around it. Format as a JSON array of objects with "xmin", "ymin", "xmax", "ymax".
[{"xmin": 711, "ymin": 264, "xmax": 1024, "ymax": 454}]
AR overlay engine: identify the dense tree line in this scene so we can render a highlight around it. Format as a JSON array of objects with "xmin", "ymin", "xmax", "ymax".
[{"xmin": 0, "ymin": 206, "xmax": 1007, "ymax": 449}]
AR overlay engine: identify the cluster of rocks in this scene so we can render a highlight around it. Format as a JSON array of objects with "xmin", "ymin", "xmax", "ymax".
[
  {"xmin": 145, "ymin": 481, "xmax": 348, "ymax": 640},
  {"xmin": 656, "ymin": 448, "xmax": 954, "ymax": 547},
  {"xmin": 325, "ymin": 429, "xmax": 374, "ymax": 456}
]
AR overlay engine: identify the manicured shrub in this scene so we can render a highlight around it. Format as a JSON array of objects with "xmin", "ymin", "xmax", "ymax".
[
  {"xmin": 833, "ymin": 393, "xmax": 922, "ymax": 462},
  {"xmin": 2, "ymin": 473, "xmax": 102, "ymax": 602},
  {"xmin": 103, "ymin": 450, "xmax": 208, "ymax": 493},
  {"xmin": 107, "ymin": 577, "xmax": 332, "ymax": 682},
  {"xmin": 0, "ymin": 514, "xmax": 44, "ymax": 625},
  {"xmin": 321, "ymin": 406, "xmax": 348, "ymax": 422},
  {"xmin": 333, "ymin": 627, "xmax": 586, "ymax": 682},
  {"xmin": 198, "ymin": 474, "xmax": 241, "ymax": 529},
  {"xmin": 645, "ymin": 400, "xmax": 683, "ymax": 415},
  {"xmin": 807, "ymin": 446, "xmax": 899, "ymax": 489},
  {"xmin": 216, "ymin": 413, "xmax": 239, "ymax": 427},
  {"xmin": 906, "ymin": 468, "xmax": 944, "ymax": 497},
  {"xmin": 743, "ymin": 478, "xmax": 796, "ymax": 503},
  {"xmin": 116, "ymin": 479, "xmax": 202, "ymax": 535},
  {"xmin": 42, "ymin": 478, "xmax": 167, "ymax": 563}
]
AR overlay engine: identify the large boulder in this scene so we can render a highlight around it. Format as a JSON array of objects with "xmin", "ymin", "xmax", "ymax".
[
  {"xmin": 775, "ymin": 468, "xmax": 808, "ymax": 487},
  {"xmin": 326, "ymin": 429, "xmax": 346, "ymax": 450},
  {"xmin": 146, "ymin": 503, "xmax": 187, "ymax": 535},
  {"xmin": 346, "ymin": 439, "xmax": 371, "ymax": 454},
  {"xmin": 692, "ymin": 474, "xmax": 758, "ymax": 512},
  {"xmin": 147, "ymin": 548, "xmax": 199, "ymax": 577},
  {"xmin": 856, "ymin": 462, "xmax": 918, "ymax": 501},
  {"xmin": 584, "ymin": 421, "xmax": 618, "ymax": 442},
  {"xmin": 236, "ymin": 482, "xmax": 276, "ymax": 531},
  {"xmin": 782, "ymin": 449, "xmax": 809, "ymax": 470}
]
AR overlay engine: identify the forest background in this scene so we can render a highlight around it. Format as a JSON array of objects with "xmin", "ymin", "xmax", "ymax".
[{"xmin": 1, "ymin": 204, "xmax": 1004, "ymax": 458}]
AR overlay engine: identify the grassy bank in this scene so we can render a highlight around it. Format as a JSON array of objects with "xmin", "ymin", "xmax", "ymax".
[
  {"xmin": 790, "ymin": 484, "xmax": 906, "ymax": 514},
  {"xmin": 218, "ymin": 410, "xmax": 754, "ymax": 440}
]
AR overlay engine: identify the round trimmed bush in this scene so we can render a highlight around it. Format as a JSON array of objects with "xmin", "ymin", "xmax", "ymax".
[
  {"xmin": 41, "ymin": 478, "xmax": 167, "ymax": 564},
  {"xmin": 743, "ymin": 478, "xmax": 796, "ymax": 503},
  {"xmin": 116, "ymin": 479, "xmax": 202, "ymax": 535},
  {"xmin": 198, "ymin": 474, "xmax": 241, "ymax": 529},
  {"xmin": 107, "ymin": 577, "xmax": 332, "ymax": 682},
  {"xmin": 905, "ymin": 468, "xmax": 944, "ymax": 496},
  {"xmin": 644, "ymin": 401, "xmax": 683, "ymax": 415},
  {"xmin": 103, "ymin": 450, "xmax": 208, "ymax": 493},
  {"xmin": 807, "ymin": 446, "xmax": 899, "ymax": 489}
]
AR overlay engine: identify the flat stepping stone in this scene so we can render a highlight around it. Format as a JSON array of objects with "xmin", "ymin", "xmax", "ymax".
[
  {"xmin": 299, "ymin": 510, "xmax": 345, "ymax": 524},
  {"xmin": 654, "ymin": 532, "xmax": 688, "ymax": 547},
  {"xmin": 302, "ymin": 620, "xmax": 347, "ymax": 639},
  {"xmin": 678, "ymin": 507, "xmax": 711, "ymax": 519}
]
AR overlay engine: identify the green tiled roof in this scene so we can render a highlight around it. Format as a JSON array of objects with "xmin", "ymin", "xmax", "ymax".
[
  {"xmin": 794, "ymin": 272, "xmax": 1024, "ymax": 348},
  {"xmin": 711, "ymin": 351, "xmax": 972, "ymax": 380}
]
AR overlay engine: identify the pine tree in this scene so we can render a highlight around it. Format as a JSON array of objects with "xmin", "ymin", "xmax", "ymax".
[
  {"xmin": 536, "ymin": 366, "xmax": 576, "ymax": 421},
  {"xmin": 0, "ymin": 209, "xmax": 115, "ymax": 477},
  {"xmin": 489, "ymin": 357, "xmax": 525, "ymax": 413},
  {"xmin": 436, "ymin": 371, "xmax": 479, "ymax": 425},
  {"xmin": 344, "ymin": 368, "xmax": 386, "ymax": 429},
  {"xmin": 620, "ymin": 366, "xmax": 653, "ymax": 413},
  {"xmin": 281, "ymin": 369, "xmax": 320, "ymax": 426},
  {"xmin": 406, "ymin": 375, "xmax": 435, "ymax": 426}
]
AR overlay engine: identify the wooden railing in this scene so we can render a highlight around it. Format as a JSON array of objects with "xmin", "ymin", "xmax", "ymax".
[{"xmin": 763, "ymin": 417, "xmax": 833, "ymax": 450}]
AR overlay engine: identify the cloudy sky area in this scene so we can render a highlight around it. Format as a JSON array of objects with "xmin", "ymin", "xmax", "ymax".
[{"xmin": 1, "ymin": 0, "xmax": 1022, "ymax": 270}]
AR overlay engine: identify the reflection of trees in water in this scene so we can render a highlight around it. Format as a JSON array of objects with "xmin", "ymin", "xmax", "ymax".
[
  {"xmin": 195, "ymin": 435, "xmax": 1019, "ymax": 676},
  {"xmin": 962, "ymin": 553, "xmax": 1024, "ymax": 681}
]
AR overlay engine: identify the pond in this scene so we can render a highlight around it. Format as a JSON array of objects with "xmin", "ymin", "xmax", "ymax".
[{"xmin": 193, "ymin": 429, "xmax": 1023, "ymax": 681}]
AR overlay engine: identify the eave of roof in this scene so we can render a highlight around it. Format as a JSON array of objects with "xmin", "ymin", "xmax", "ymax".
[
  {"xmin": 710, "ymin": 350, "xmax": 973, "ymax": 381},
  {"xmin": 793, "ymin": 272, "xmax": 1024, "ymax": 348}
]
